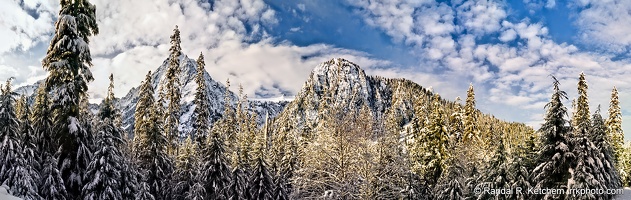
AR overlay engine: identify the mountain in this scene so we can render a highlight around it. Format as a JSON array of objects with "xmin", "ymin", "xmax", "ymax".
[
  {"xmin": 272, "ymin": 58, "xmax": 434, "ymax": 134},
  {"xmin": 117, "ymin": 54, "xmax": 289, "ymax": 134},
  {"xmin": 14, "ymin": 54, "xmax": 289, "ymax": 136}
]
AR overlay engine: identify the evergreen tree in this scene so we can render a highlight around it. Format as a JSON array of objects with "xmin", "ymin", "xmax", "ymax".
[
  {"xmin": 136, "ymin": 181, "xmax": 155, "ymax": 200},
  {"xmin": 567, "ymin": 136, "xmax": 607, "ymax": 200},
  {"xmin": 589, "ymin": 107, "xmax": 622, "ymax": 191},
  {"xmin": 433, "ymin": 157, "xmax": 465, "ymax": 200},
  {"xmin": 573, "ymin": 72, "xmax": 591, "ymax": 136},
  {"xmin": 39, "ymin": 153, "xmax": 67, "ymax": 200},
  {"xmin": 134, "ymin": 72, "xmax": 174, "ymax": 200},
  {"xmin": 201, "ymin": 125, "xmax": 231, "ymax": 199},
  {"xmin": 463, "ymin": 83, "xmax": 479, "ymax": 144},
  {"xmin": 31, "ymin": 84, "xmax": 54, "ymax": 157},
  {"xmin": 476, "ymin": 131, "xmax": 510, "ymax": 200},
  {"xmin": 606, "ymin": 87, "xmax": 626, "ymax": 183},
  {"xmin": 249, "ymin": 157, "xmax": 274, "ymax": 200},
  {"xmin": 532, "ymin": 76, "xmax": 573, "ymax": 200},
  {"xmin": 82, "ymin": 118, "xmax": 124, "ymax": 200},
  {"xmin": 164, "ymin": 25, "xmax": 183, "ymax": 156},
  {"xmin": 13, "ymin": 95, "xmax": 43, "ymax": 200},
  {"xmin": 173, "ymin": 136, "xmax": 203, "ymax": 200},
  {"xmin": 41, "ymin": 0, "xmax": 99, "ymax": 197},
  {"xmin": 193, "ymin": 52, "xmax": 210, "ymax": 147},
  {"xmin": 410, "ymin": 95, "xmax": 450, "ymax": 187},
  {"xmin": 82, "ymin": 75, "xmax": 126, "ymax": 200},
  {"xmin": 0, "ymin": 79, "xmax": 22, "ymax": 184},
  {"xmin": 227, "ymin": 166, "xmax": 248, "ymax": 200}
]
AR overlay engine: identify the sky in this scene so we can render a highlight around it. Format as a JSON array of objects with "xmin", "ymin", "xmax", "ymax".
[{"xmin": 2, "ymin": 0, "xmax": 631, "ymax": 138}]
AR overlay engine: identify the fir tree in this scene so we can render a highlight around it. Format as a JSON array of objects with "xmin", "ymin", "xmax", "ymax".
[
  {"xmin": 134, "ymin": 72, "xmax": 174, "ymax": 200},
  {"xmin": 590, "ymin": 107, "xmax": 621, "ymax": 190},
  {"xmin": 0, "ymin": 79, "xmax": 23, "ymax": 186},
  {"xmin": 201, "ymin": 126, "xmax": 231, "ymax": 199},
  {"xmin": 532, "ymin": 76, "xmax": 573, "ymax": 200},
  {"xmin": 227, "ymin": 166, "xmax": 248, "ymax": 200},
  {"xmin": 82, "ymin": 118, "xmax": 124, "ymax": 200},
  {"xmin": 39, "ymin": 153, "xmax": 67, "ymax": 200},
  {"xmin": 463, "ymin": 83, "xmax": 479, "ymax": 144},
  {"xmin": 164, "ymin": 25, "xmax": 183, "ymax": 156},
  {"xmin": 31, "ymin": 84, "xmax": 54, "ymax": 157},
  {"xmin": 249, "ymin": 157, "xmax": 274, "ymax": 200},
  {"xmin": 136, "ymin": 181, "xmax": 155, "ymax": 200},
  {"xmin": 573, "ymin": 72, "xmax": 591, "ymax": 136},
  {"xmin": 41, "ymin": 0, "xmax": 99, "ymax": 197},
  {"xmin": 476, "ymin": 131, "xmax": 510, "ymax": 200},
  {"xmin": 193, "ymin": 52, "xmax": 210, "ymax": 147},
  {"xmin": 606, "ymin": 87, "xmax": 626, "ymax": 183},
  {"xmin": 567, "ymin": 137, "xmax": 607, "ymax": 200},
  {"xmin": 11, "ymin": 95, "xmax": 43, "ymax": 200},
  {"xmin": 173, "ymin": 136, "xmax": 202, "ymax": 200}
]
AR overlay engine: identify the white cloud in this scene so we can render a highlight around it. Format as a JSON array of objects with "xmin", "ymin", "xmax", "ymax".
[
  {"xmin": 571, "ymin": 0, "xmax": 631, "ymax": 52},
  {"xmin": 0, "ymin": 0, "xmax": 57, "ymax": 54}
]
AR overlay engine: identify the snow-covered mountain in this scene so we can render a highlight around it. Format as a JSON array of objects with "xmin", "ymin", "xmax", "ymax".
[
  {"xmin": 13, "ymin": 54, "xmax": 289, "ymax": 135},
  {"xmin": 117, "ymin": 54, "xmax": 289, "ymax": 134},
  {"xmin": 273, "ymin": 58, "xmax": 434, "ymax": 132}
]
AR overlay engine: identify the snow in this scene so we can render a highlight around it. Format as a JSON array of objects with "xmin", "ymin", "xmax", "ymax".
[
  {"xmin": 0, "ymin": 185, "xmax": 23, "ymax": 200},
  {"xmin": 614, "ymin": 188, "xmax": 631, "ymax": 200},
  {"xmin": 251, "ymin": 95, "xmax": 295, "ymax": 102}
]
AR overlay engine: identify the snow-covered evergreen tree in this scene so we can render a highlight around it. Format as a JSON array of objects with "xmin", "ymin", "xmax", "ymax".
[
  {"xmin": 227, "ymin": 166, "xmax": 248, "ymax": 200},
  {"xmin": 135, "ymin": 181, "xmax": 155, "ymax": 200},
  {"xmin": 41, "ymin": 0, "xmax": 99, "ymax": 197},
  {"xmin": 476, "ymin": 131, "xmax": 510, "ymax": 200},
  {"xmin": 173, "ymin": 136, "xmax": 202, "ymax": 200},
  {"xmin": 567, "ymin": 136, "xmax": 607, "ymax": 200},
  {"xmin": 463, "ymin": 83, "xmax": 479, "ymax": 144},
  {"xmin": 0, "ymin": 79, "xmax": 25, "ymax": 188},
  {"xmin": 81, "ymin": 118, "xmax": 124, "ymax": 200},
  {"xmin": 39, "ymin": 153, "xmax": 67, "ymax": 200},
  {"xmin": 249, "ymin": 157, "xmax": 274, "ymax": 200},
  {"xmin": 591, "ymin": 106, "xmax": 622, "ymax": 190},
  {"xmin": 606, "ymin": 87, "xmax": 626, "ymax": 183},
  {"xmin": 202, "ymin": 124, "xmax": 231, "ymax": 199},
  {"xmin": 573, "ymin": 72, "xmax": 591, "ymax": 135},
  {"xmin": 134, "ymin": 72, "xmax": 174, "ymax": 200},
  {"xmin": 193, "ymin": 52, "xmax": 210, "ymax": 147},
  {"xmin": 164, "ymin": 25, "xmax": 183, "ymax": 156},
  {"xmin": 10, "ymin": 95, "xmax": 43, "ymax": 200},
  {"xmin": 31, "ymin": 84, "xmax": 54, "ymax": 157},
  {"xmin": 82, "ymin": 74, "xmax": 127, "ymax": 200},
  {"xmin": 532, "ymin": 76, "xmax": 573, "ymax": 200}
]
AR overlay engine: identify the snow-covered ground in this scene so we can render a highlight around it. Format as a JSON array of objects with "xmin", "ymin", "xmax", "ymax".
[
  {"xmin": 0, "ymin": 185, "xmax": 22, "ymax": 200},
  {"xmin": 615, "ymin": 188, "xmax": 631, "ymax": 200}
]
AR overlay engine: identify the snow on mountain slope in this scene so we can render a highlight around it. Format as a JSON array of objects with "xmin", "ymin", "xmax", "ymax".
[
  {"xmin": 273, "ymin": 58, "xmax": 429, "ymax": 132},
  {"xmin": 0, "ymin": 185, "xmax": 22, "ymax": 200},
  {"xmin": 117, "ymin": 53, "xmax": 288, "ymax": 135}
]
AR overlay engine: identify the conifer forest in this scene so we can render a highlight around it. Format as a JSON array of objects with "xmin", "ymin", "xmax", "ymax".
[{"xmin": 1, "ymin": 0, "xmax": 630, "ymax": 200}]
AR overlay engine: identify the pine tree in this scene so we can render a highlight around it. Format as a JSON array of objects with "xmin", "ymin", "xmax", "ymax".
[
  {"xmin": 31, "ymin": 84, "xmax": 54, "ymax": 157},
  {"xmin": 134, "ymin": 72, "xmax": 174, "ymax": 200},
  {"xmin": 39, "ymin": 153, "xmax": 67, "ymax": 200},
  {"xmin": 173, "ymin": 136, "xmax": 203, "ymax": 200},
  {"xmin": 82, "ymin": 118, "xmax": 124, "ymax": 200},
  {"xmin": 201, "ymin": 125, "xmax": 231, "ymax": 199},
  {"xmin": 136, "ymin": 181, "xmax": 155, "ymax": 200},
  {"xmin": 16, "ymin": 95, "xmax": 39, "ymax": 169},
  {"xmin": 227, "ymin": 165, "xmax": 248, "ymax": 200},
  {"xmin": 573, "ymin": 72, "xmax": 591, "ymax": 136},
  {"xmin": 606, "ymin": 87, "xmax": 626, "ymax": 183},
  {"xmin": 13, "ymin": 95, "xmax": 43, "ymax": 200},
  {"xmin": 164, "ymin": 25, "xmax": 183, "ymax": 156},
  {"xmin": 0, "ymin": 79, "xmax": 22, "ymax": 184},
  {"xmin": 590, "ymin": 107, "xmax": 621, "ymax": 190},
  {"xmin": 476, "ymin": 131, "xmax": 510, "ymax": 200},
  {"xmin": 41, "ymin": 0, "xmax": 99, "ymax": 197},
  {"xmin": 433, "ymin": 156, "xmax": 465, "ymax": 200},
  {"xmin": 82, "ymin": 75, "xmax": 126, "ymax": 200},
  {"xmin": 532, "ymin": 76, "xmax": 573, "ymax": 200},
  {"xmin": 567, "ymin": 136, "xmax": 607, "ymax": 200},
  {"xmin": 248, "ymin": 124, "xmax": 274, "ymax": 200},
  {"xmin": 463, "ymin": 83, "xmax": 479, "ymax": 144},
  {"xmin": 193, "ymin": 52, "xmax": 210, "ymax": 148},
  {"xmin": 410, "ymin": 95, "xmax": 450, "ymax": 187}
]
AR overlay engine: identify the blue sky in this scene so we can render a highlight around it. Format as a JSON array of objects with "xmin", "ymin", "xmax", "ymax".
[{"xmin": 2, "ymin": 0, "xmax": 630, "ymax": 138}]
